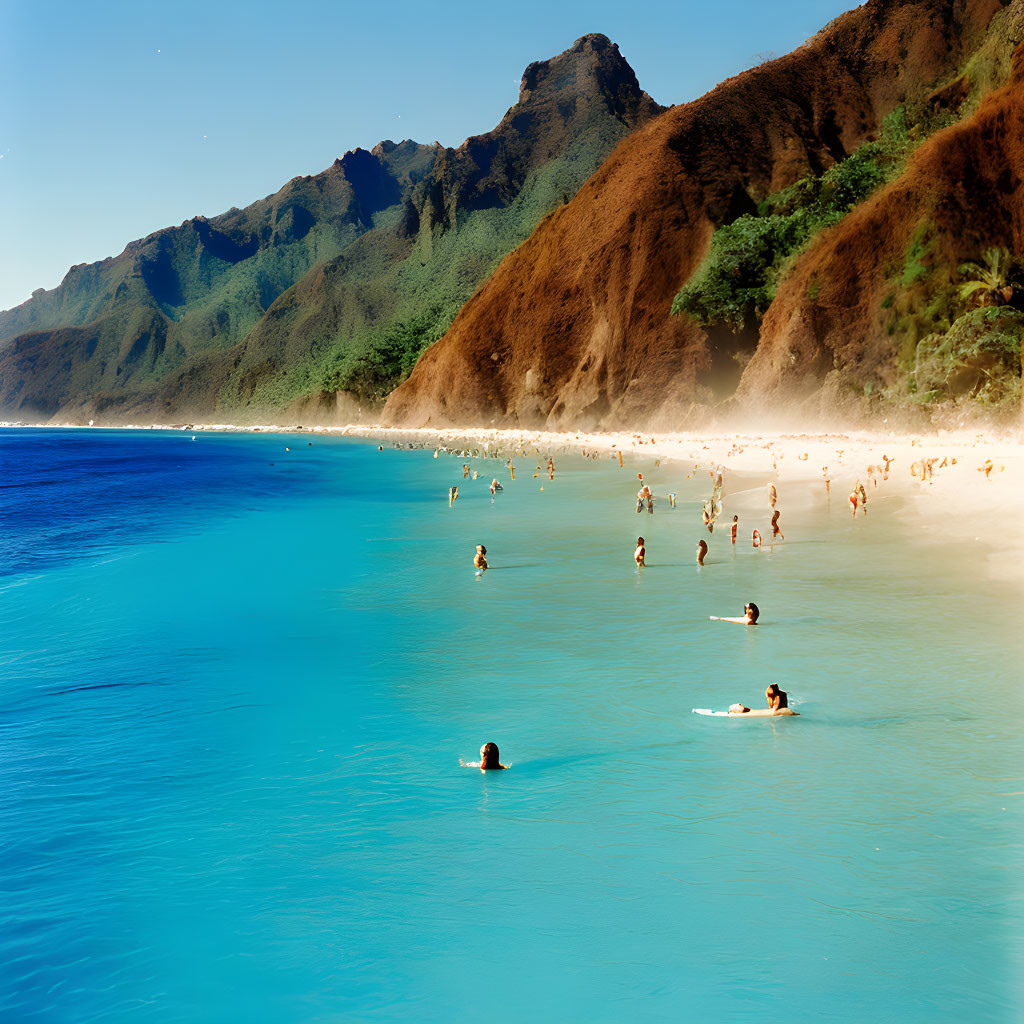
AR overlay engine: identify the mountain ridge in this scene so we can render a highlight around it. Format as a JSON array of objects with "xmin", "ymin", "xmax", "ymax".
[{"xmin": 0, "ymin": 33, "xmax": 662, "ymax": 422}]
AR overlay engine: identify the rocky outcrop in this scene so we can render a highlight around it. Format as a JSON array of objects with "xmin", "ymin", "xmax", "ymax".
[
  {"xmin": 735, "ymin": 35, "xmax": 1024, "ymax": 421},
  {"xmin": 383, "ymin": 0, "xmax": 1007, "ymax": 429}
]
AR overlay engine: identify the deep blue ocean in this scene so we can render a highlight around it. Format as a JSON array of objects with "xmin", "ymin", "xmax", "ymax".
[{"xmin": 1, "ymin": 428, "xmax": 1021, "ymax": 1022}]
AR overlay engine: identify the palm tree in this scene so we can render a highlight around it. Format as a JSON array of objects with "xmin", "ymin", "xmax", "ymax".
[{"xmin": 958, "ymin": 247, "xmax": 1015, "ymax": 307}]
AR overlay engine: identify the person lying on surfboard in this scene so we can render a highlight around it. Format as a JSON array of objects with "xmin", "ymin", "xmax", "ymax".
[
  {"xmin": 729, "ymin": 683, "xmax": 797, "ymax": 716},
  {"xmin": 710, "ymin": 602, "xmax": 759, "ymax": 624}
]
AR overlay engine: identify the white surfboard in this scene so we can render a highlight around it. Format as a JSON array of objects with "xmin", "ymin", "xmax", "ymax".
[{"xmin": 692, "ymin": 708, "xmax": 798, "ymax": 718}]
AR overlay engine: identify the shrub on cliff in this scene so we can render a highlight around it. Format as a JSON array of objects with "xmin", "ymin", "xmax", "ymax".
[
  {"xmin": 912, "ymin": 305, "xmax": 1024, "ymax": 403},
  {"xmin": 672, "ymin": 108, "xmax": 928, "ymax": 331}
]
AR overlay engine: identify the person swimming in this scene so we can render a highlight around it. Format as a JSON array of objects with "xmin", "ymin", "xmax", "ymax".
[
  {"xmin": 710, "ymin": 601, "xmax": 759, "ymax": 624},
  {"xmin": 634, "ymin": 536, "xmax": 646, "ymax": 567},
  {"xmin": 696, "ymin": 539, "xmax": 708, "ymax": 566},
  {"xmin": 474, "ymin": 544, "xmax": 488, "ymax": 574},
  {"xmin": 460, "ymin": 742, "xmax": 508, "ymax": 770}
]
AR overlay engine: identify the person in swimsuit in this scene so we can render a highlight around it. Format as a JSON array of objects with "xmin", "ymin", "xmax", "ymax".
[
  {"xmin": 849, "ymin": 490, "xmax": 858, "ymax": 517},
  {"xmin": 731, "ymin": 515, "xmax": 738, "ymax": 544},
  {"xmin": 474, "ymin": 545, "xmax": 488, "ymax": 574},
  {"xmin": 461, "ymin": 742, "xmax": 508, "ymax": 770},
  {"xmin": 634, "ymin": 536, "xmax": 646, "ymax": 567},
  {"xmin": 769, "ymin": 484, "xmax": 777, "ymax": 509},
  {"xmin": 696, "ymin": 539, "xmax": 708, "ymax": 566},
  {"xmin": 729, "ymin": 683, "xmax": 797, "ymax": 716},
  {"xmin": 752, "ymin": 529, "xmax": 762, "ymax": 548},
  {"xmin": 449, "ymin": 486, "xmax": 458, "ymax": 507},
  {"xmin": 710, "ymin": 602, "xmax": 759, "ymax": 624},
  {"xmin": 771, "ymin": 509, "xmax": 784, "ymax": 540}
]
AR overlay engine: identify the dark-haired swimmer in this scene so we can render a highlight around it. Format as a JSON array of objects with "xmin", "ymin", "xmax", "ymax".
[
  {"xmin": 461, "ymin": 742, "xmax": 508, "ymax": 770},
  {"xmin": 474, "ymin": 544, "xmax": 488, "ymax": 575},
  {"xmin": 728, "ymin": 683, "xmax": 798, "ymax": 716},
  {"xmin": 634, "ymin": 536, "xmax": 646, "ymax": 567},
  {"xmin": 710, "ymin": 602, "xmax": 759, "ymax": 625}
]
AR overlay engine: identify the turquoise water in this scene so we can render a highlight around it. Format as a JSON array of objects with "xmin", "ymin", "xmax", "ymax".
[{"xmin": 1, "ymin": 428, "xmax": 1022, "ymax": 1022}]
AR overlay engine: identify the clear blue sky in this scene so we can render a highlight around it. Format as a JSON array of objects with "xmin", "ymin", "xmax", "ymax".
[{"xmin": 0, "ymin": 0, "xmax": 856, "ymax": 311}]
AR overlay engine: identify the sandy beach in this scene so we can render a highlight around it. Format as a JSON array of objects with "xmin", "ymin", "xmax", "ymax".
[
  {"xmin": 327, "ymin": 423, "xmax": 1024, "ymax": 588},
  {"xmin": 6, "ymin": 418, "xmax": 1023, "ymax": 586}
]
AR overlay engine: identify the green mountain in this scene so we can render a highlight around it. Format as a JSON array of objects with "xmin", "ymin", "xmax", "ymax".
[{"xmin": 0, "ymin": 34, "xmax": 662, "ymax": 423}]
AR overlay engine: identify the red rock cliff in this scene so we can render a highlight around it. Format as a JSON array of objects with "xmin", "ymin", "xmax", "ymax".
[{"xmin": 383, "ymin": 0, "xmax": 1005, "ymax": 429}]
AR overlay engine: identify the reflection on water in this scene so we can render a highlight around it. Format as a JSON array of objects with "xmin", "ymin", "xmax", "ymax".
[{"xmin": 0, "ymin": 430, "xmax": 1021, "ymax": 1022}]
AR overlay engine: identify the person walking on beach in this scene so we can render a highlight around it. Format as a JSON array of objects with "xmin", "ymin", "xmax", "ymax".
[
  {"xmin": 474, "ymin": 544, "xmax": 488, "ymax": 575},
  {"xmin": 849, "ymin": 489, "xmax": 858, "ymax": 517},
  {"xmin": 696, "ymin": 539, "xmax": 708, "ymax": 566},
  {"xmin": 857, "ymin": 481, "xmax": 868, "ymax": 514},
  {"xmin": 634, "ymin": 536, "xmax": 646, "ymax": 567},
  {"xmin": 822, "ymin": 466, "xmax": 831, "ymax": 495},
  {"xmin": 771, "ymin": 509, "xmax": 784, "ymax": 541},
  {"xmin": 769, "ymin": 484, "xmax": 777, "ymax": 509},
  {"xmin": 731, "ymin": 515, "xmax": 738, "ymax": 544}
]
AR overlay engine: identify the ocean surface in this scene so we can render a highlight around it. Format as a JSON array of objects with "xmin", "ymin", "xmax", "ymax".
[{"xmin": 1, "ymin": 428, "xmax": 1021, "ymax": 1023}]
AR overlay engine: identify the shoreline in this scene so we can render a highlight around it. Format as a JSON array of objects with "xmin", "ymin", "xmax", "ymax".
[{"xmin": 5, "ymin": 419, "xmax": 1022, "ymax": 588}]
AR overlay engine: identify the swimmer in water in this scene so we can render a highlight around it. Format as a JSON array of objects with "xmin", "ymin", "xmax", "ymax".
[
  {"xmin": 728, "ymin": 683, "xmax": 797, "ymax": 716},
  {"xmin": 849, "ymin": 490, "xmax": 858, "ymax": 517},
  {"xmin": 710, "ymin": 601, "xmax": 759, "ymax": 625},
  {"xmin": 771, "ymin": 509, "xmax": 784, "ymax": 540},
  {"xmin": 634, "ymin": 536, "xmax": 646, "ymax": 567},
  {"xmin": 474, "ymin": 544, "xmax": 488, "ymax": 574},
  {"xmin": 731, "ymin": 515, "xmax": 738, "ymax": 544},
  {"xmin": 696, "ymin": 539, "xmax": 708, "ymax": 566},
  {"xmin": 752, "ymin": 529, "xmax": 762, "ymax": 548},
  {"xmin": 460, "ymin": 742, "xmax": 508, "ymax": 770}
]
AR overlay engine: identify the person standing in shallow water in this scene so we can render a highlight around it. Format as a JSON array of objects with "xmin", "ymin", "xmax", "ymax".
[
  {"xmin": 634, "ymin": 536, "xmax": 646, "ymax": 567},
  {"xmin": 731, "ymin": 515, "xmax": 738, "ymax": 544},
  {"xmin": 474, "ymin": 545, "xmax": 488, "ymax": 575},
  {"xmin": 461, "ymin": 742, "xmax": 507, "ymax": 770},
  {"xmin": 696, "ymin": 539, "xmax": 708, "ymax": 566}
]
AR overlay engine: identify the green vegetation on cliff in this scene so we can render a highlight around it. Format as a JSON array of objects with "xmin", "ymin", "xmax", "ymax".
[{"xmin": 671, "ymin": 107, "xmax": 942, "ymax": 330}]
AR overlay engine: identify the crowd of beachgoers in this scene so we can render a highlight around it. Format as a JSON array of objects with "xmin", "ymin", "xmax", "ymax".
[{"xmin": 347, "ymin": 424, "xmax": 1023, "ymax": 760}]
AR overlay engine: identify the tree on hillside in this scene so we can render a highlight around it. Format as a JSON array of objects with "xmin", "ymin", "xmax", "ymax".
[{"xmin": 957, "ymin": 247, "xmax": 1016, "ymax": 307}]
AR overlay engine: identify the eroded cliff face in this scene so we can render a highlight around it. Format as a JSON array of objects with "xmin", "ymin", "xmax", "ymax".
[
  {"xmin": 383, "ymin": 0, "xmax": 1007, "ymax": 430},
  {"xmin": 735, "ymin": 36, "xmax": 1024, "ymax": 422}
]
